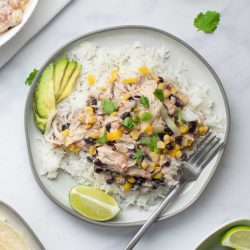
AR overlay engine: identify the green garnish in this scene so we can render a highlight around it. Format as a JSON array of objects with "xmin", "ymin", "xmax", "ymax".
[
  {"xmin": 139, "ymin": 134, "xmax": 158, "ymax": 152},
  {"xmin": 134, "ymin": 115, "xmax": 141, "ymax": 125},
  {"xmin": 153, "ymin": 89, "xmax": 164, "ymax": 102},
  {"xmin": 140, "ymin": 112, "xmax": 152, "ymax": 121},
  {"xmin": 25, "ymin": 68, "xmax": 38, "ymax": 86},
  {"xmin": 132, "ymin": 149, "xmax": 143, "ymax": 163},
  {"xmin": 101, "ymin": 99, "xmax": 119, "ymax": 114},
  {"xmin": 177, "ymin": 109, "xmax": 183, "ymax": 125},
  {"xmin": 122, "ymin": 117, "xmax": 134, "ymax": 129},
  {"xmin": 96, "ymin": 131, "xmax": 107, "ymax": 144},
  {"xmin": 140, "ymin": 96, "xmax": 149, "ymax": 107},
  {"xmin": 194, "ymin": 10, "xmax": 220, "ymax": 33}
]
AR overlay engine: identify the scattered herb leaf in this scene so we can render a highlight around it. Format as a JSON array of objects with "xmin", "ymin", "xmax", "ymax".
[
  {"xmin": 139, "ymin": 134, "xmax": 158, "ymax": 152},
  {"xmin": 153, "ymin": 89, "xmax": 164, "ymax": 102},
  {"xmin": 101, "ymin": 99, "xmax": 119, "ymax": 114},
  {"xmin": 133, "ymin": 115, "xmax": 141, "ymax": 125},
  {"xmin": 25, "ymin": 68, "xmax": 38, "ymax": 86},
  {"xmin": 194, "ymin": 10, "xmax": 220, "ymax": 33},
  {"xmin": 177, "ymin": 109, "xmax": 183, "ymax": 125},
  {"xmin": 140, "ymin": 112, "xmax": 153, "ymax": 121},
  {"xmin": 140, "ymin": 96, "xmax": 149, "ymax": 107},
  {"xmin": 132, "ymin": 149, "xmax": 143, "ymax": 163},
  {"xmin": 122, "ymin": 117, "xmax": 134, "ymax": 129},
  {"xmin": 96, "ymin": 131, "xmax": 107, "ymax": 144}
]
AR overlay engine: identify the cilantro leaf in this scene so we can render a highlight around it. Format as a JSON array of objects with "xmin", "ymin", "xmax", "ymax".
[
  {"xmin": 96, "ymin": 131, "xmax": 107, "ymax": 144},
  {"xmin": 140, "ymin": 96, "xmax": 149, "ymax": 107},
  {"xmin": 101, "ymin": 99, "xmax": 119, "ymax": 114},
  {"xmin": 25, "ymin": 68, "xmax": 38, "ymax": 86},
  {"xmin": 153, "ymin": 89, "xmax": 164, "ymax": 102},
  {"xmin": 122, "ymin": 117, "xmax": 134, "ymax": 129},
  {"xmin": 139, "ymin": 134, "xmax": 158, "ymax": 152},
  {"xmin": 132, "ymin": 149, "xmax": 143, "ymax": 163},
  {"xmin": 133, "ymin": 115, "xmax": 141, "ymax": 125},
  {"xmin": 194, "ymin": 10, "xmax": 220, "ymax": 33},
  {"xmin": 140, "ymin": 112, "xmax": 152, "ymax": 121},
  {"xmin": 177, "ymin": 109, "xmax": 183, "ymax": 125}
]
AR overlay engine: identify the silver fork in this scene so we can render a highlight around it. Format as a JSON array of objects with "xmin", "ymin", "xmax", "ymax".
[{"xmin": 124, "ymin": 132, "xmax": 224, "ymax": 250}]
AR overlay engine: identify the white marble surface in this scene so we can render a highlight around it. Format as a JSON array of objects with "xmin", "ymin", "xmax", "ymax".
[{"xmin": 0, "ymin": 0, "xmax": 249, "ymax": 249}]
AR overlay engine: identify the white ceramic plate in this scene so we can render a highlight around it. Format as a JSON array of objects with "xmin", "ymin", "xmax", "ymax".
[
  {"xmin": 25, "ymin": 26, "xmax": 230, "ymax": 227},
  {"xmin": 0, "ymin": 201, "xmax": 44, "ymax": 249},
  {"xmin": 0, "ymin": 0, "xmax": 38, "ymax": 47},
  {"xmin": 195, "ymin": 219, "xmax": 250, "ymax": 250}
]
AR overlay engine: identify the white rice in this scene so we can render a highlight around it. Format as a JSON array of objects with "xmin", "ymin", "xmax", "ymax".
[{"xmin": 36, "ymin": 42, "xmax": 225, "ymax": 208}]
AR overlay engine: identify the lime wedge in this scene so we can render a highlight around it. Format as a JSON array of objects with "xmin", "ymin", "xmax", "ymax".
[
  {"xmin": 69, "ymin": 185, "xmax": 120, "ymax": 221},
  {"xmin": 221, "ymin": 226, "xmax": 250, "ymax": 250}
]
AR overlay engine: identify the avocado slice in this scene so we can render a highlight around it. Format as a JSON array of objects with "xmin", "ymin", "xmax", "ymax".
[
  {"xmin": 34, "ymin": 64, "xmax": 56, "ymax": 118},
  {"xmin": 54, "ymin": 58, "xmax": 68, "ymax": 98},
  {"xmin": 34, "ymin": 112, "xmax": 47, "ymax": 133},
  {"xmin": 57, "ymin": 61, "xmax": 77, "ymax": 99},
  {"xmin": 57, "ymin": 64, "xmax": 82, "ymax": 103}
]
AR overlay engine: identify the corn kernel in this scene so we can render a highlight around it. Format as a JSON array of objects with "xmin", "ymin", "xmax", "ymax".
[
  {"xmin": 163, "ymin": 134, "xmax": 171, "ymax": 143},
  {"xmin": 198, "ymin": 125, "xmax": 208, "ymax": 136},
  {"xmin": 106, "ymin": 129, "xmax": 122, "ymax": 141},
  {"xmin": 108, "ymin": 69, "xmax": 118, "ymax": 83},
  {"xmin": 163, "ymin": 89, "xmax": 170, "ymax": 98},
  {"xmin": 174, "ymin": 144, "xmax": 181, "ymax": 151},
  {"xmin": 157, "ymin": 141, "xmax": 166, "ymax": 149},
  {"xmin": 181, "ymin": 137, "xmax": 189, "ymax": 147},
  {"xmin": 89, "ymin": 145, "xmax": 96, "ymax": 156},
  {"xmin": 171, "ymin": 88, "xmax": 177, "ymax": 94},
  {"xmin": 85, "ymin": 106, "xmax": 94, "ymax": 114},
  {"xmin": 123, "ymin": 93, "xmax": 132, "ymax": 100},
  {"xmin": 175, "ymin": 150, "xmax": 182, "ymax": 158},
  {"xmin": 111, "ymin": 111, "xmax": 118, "ymax": 117},
  {"xmin": 61, "ymin": 129, "xmax": 69, "ymax": 136},
  {"xmin": 180, "ymin": 124, "xmax": 189, "ymax": 134},
  {"xmin": 123, "ymin": 182, "xmax": 131, "ymax": 191},
  {"xmin": 153, "ymin": 172, "xmax": 163, "ymax": 180},
  {"xmin": 133, "ymin": 108, "xmax": 139, "ymax": 113},
  {"xmin": 127, "ymin": 177, "xmax": 136, "ymax": 184},
  {"xmin": 87, "ymin": 74, "xmax": 95, "ymax": 86},
  {"xmin": 158, "ymin": 83, "xmax": 164, "ymax": 90},
  {"xmin": 129, "ymin": 130, "xmax": 140, "ymax": 140},
  {"xmin": 86, "ymin": 115, "xmax": 96, "ymax": 124},
  {"xmin": 84, "ymin": 124, "xmax": 92, "ymax": 129},
  {"xmin": 122, "ymin": 78, "xmax": 137, "ymax": 84},
  {"xmin": 149, "ymin": 164, "xmax": 156, "ymax": 173},
  {"xmin": 144, "ymin": 124, "xmax": 153, "ymax": 135},
  {"xmin": 138, "ymin": 67, "xmax": 150, "ymax": 74},
  {"xmin": 150, "ymin": 152, "xmax": 159, "ymax": 162},
  {"xmin": 68, "ymin": 144, "xmax": 81, "ymax": 152},
  {"xmin": 89, "ymin": 132, "xmax": 99, "ymax": 139},
  {"xmin": 167, "ymin": 150, "xmax": 176, "ymax": 157},
  {"xmin": 79, "ymin": 113, "xmax": 85, "ymax": 123},
  {"xmin": 141, "ymin": 159, "xmax": 148, "ymax": 169}
]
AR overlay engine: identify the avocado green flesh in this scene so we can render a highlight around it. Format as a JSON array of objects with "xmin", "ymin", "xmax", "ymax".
[
  {"xmin": 57, "ymin": 64, "xmax": 82, "ymax": 102},
  {"xmin": 34, "ymin": 64, "xmax": 56, "ymax": 118},
  {"xmin": 54, "ymin": 58, "xmax": 69, "ymax": 98},
  {"xmin": 34, "ymin": 112, "xmax": 47, "ymax": 133},
  {"xmin": 57, "ymin": 61, "xmax": 77, "ymax": 98}
]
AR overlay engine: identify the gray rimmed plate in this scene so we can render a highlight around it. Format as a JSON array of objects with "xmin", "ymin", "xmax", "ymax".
[
  {"xmin": 0, "ymin": 201, "xmax": 45, "ymax": 249},
  {"xmin": 25, "ymin": 26, "xmax": 230, "ymax": 227}
]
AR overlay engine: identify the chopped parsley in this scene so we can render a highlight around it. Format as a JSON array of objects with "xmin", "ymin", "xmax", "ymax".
[
  {"xmin": 194, "ymin": 10, "xmax": 220, "ymax": 33},
  {"xmin": 96, "ymin": 131, "xmax": 107, "ymax": 144},
  {"xmin": 122, "ymin": 117, "xmax": 134, "ymax": 129},
  {"xmin": 25, "ymin": 68, "xmax": 38, "ymax": 86},
  {"xmin": 140, "ymin": 95, "xmax": 149, "ymax": 107},
  {"xmin": 140, "ymin": 112, "xmax": 152, "ymax": 121},
  {"xmin": 153, "ymin": 89, "xmax": 164, "ymax": 102},
  {"xmin": 133, "ymin": 115, "xmax": 141, "ymax": 125},
  {"xmin": 101, "ymin": 99, "xmax": 119, "ymax": 114},
  {"xmin": 132, "ymin": 149, "xmax": 143, "ymax": 163},
  {"xmin": 139, "ymin": 134, "xmax": 158, "ymax": 152}
]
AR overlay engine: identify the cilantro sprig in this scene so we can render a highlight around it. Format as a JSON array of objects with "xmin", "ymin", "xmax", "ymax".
[
  {"xmin": 132, "ymin": 149, "xmax": 143, "ymax": 163},
  {"xmin": 96, "ymin": 131, "xmax": 107, "ymax": 144},
  {"xmin": 139, "ymin": 134, "xmax": 158, "ymax": 152},
  {"xmin": 153, "ymin": 89, "xmax": 164, "ymax": 102},
  {"xmin": 194, "ymin": 10, "xmax": 220, "ymax": 33},
  {"xmin": 101, "ymin": 99, "xmax": 119, "ymax": 114},
  {"xmin": 140, "ymin": 112, "xmax": 152, "ymax": 121},
  {"xmin": 140, "ymin": 95, "xmax": 149, "ymax": 108},
  {"xmin": 25, "ymin": 68, "xmax": 38, "ymax": 86},
  {"xmin": 122, "ymin": 117, "xmax": 134, "ymax": 129}
]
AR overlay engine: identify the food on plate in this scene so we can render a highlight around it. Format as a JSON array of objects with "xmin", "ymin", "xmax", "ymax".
[
  {"xmin": 221, "ymin": 226, "xmax": 250, "ymax": 250},
  {"xmin": 33, "ymin": 58, "xmax": 81, "ymax": 133},
  {"xmin": 0, "ymin": 0, "xmax": 29, "ymax": 34},
  {"xmin": 0, "ymin": 217, "xmax": 30, "ymax": 250},
  {"xmin": 69, "ymin": 185, "xmax": 120, "ymax": 221},
  {"xmin": 35, "ymin": 43, "xmax": 224, "ymax": 208}
]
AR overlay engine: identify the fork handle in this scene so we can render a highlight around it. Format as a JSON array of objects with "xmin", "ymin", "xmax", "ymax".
[{"xmin": 124, "ymin": 182, "xmax": 184, "ymax": 250}]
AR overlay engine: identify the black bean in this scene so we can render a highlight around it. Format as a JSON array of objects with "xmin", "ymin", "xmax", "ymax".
[
  {"xmin": 142, "ymin": 154, "xmax": 151, "ymax": 161},
  {"xmin": 158, "ymin": 133, "xmax": 165, "ymax": 141},
  {"xmin": 151, "ymin": 180, "xmax": 160, "ymax": 189},
  {"xmin": 120, "ymin": 112, "xmax": 131, "ymax": 120},
  {"xmin": 62, "ymin": 123, "xmax": 70, "ymax": 131},
  {"xmin": 91, "ymin": 97, "xmax": 97, "ymax": 105},
  {"xmin": 175, "ymin": 136, "xmax": 182, "ymax": 144},
  {"xmin": 188, "ymin": 121, "xmax": 197, "ymax": 133},
  {"xmin": 105, "ymin": 123, "xmax": 111, "ymax": 132},
  {"xmin": 175, "ymin": 97, "xmax": 184, "ymax": 108},
  {"xmin": 135, "ymin": 177, "xmax": 146, "ymax": 186},
  {"xmin": 106, "ymin": 141, "xmax": 115, "ymax": 146},
  {"xmin": 106, "ymin": 178, "xmax": 115, "ymax": 184},
  {"xmin": 94, "ymin": 166, "xmax": 103, "ymax": 173},
  {"xmin": 158, "ymin": 76, "xmax": 164, "ymax": 83},
  {"xmin": 128, "ymin": 96, "xmax": 134, "ymax": 101},
  {"xmin": 166, "ymin": 142, "xmax": 174, "ymax": 150},
  {"xmin": 180, "ymin": 152, "xmax": 188, "ymax": 161},
  {"xmin": 134, "ymin": 95, "xmax": 141, "ymax": 99},
  {"xmin": 93, "ymin": 159, "xmax": 103, "ymax": 167},
  {"xmin": 84, "ymin": 137, "xmax": 95, "ymax": 145},
  {"xmin": 163, "ymin": 160, "xmax": 171, "ymax": 167},
  {"xmin": 164, "ymin": 125, "xmax": 174, "ymax": 136}
]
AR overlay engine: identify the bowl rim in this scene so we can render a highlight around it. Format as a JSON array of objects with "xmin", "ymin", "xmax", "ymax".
[
  {"xmin": 0, "ymin": 200, "xmax": 45, "ymax": 249},
  {"xmin": 24, "ymin": 25, "xmax": 231, "ymax": 227}
]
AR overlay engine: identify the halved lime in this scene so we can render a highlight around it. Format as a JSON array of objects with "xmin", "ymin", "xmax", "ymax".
[
  {"xmin": 69, "ymin": 185, "xmax": 120, "ymax": 221},
  {"xmin": 221, "ymin": 226, "xmax": 250, "ymax": 250}
]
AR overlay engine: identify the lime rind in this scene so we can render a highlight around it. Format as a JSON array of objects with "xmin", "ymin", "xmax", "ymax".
[{"xmin": 221, "ymin": 226, "xmax": 250, "ymax": 250}]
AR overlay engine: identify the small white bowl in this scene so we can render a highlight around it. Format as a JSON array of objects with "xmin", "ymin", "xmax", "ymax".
[
  {"xmin": 0, "ymin": 0, "xmax": 39, "ymax": 47},
  {"xmin": 195, "ymin": 219, "xmax": 250, "ymax": 250}
]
